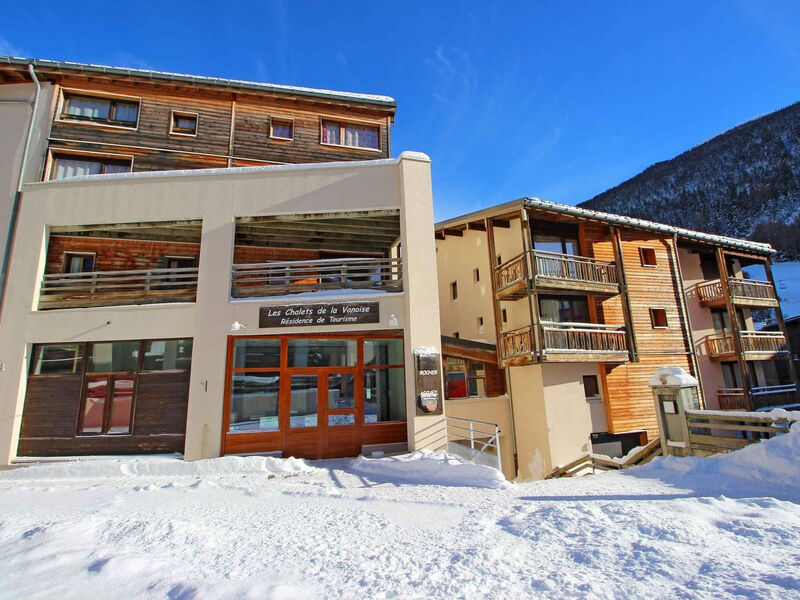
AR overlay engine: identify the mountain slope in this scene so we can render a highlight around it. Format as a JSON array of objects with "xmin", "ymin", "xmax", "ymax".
[{"xmin": 580, "ymin": 102, "xmax": 800, "ymax": 259}]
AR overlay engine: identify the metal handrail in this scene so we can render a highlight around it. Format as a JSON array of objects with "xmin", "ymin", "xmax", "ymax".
[{"xmin": 445, "ymin": 416, "xmax": 502, "ymax": 471}]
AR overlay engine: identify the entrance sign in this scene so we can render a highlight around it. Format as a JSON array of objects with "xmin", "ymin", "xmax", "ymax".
[
  {"xmin": 414, "ymin": 347, "xmax": 443, "ymax": 416},
  {"xmin": 259, "ymin": 302, "xmax": 379, "ymax": 328}
]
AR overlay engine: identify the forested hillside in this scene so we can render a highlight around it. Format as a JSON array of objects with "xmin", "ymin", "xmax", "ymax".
[{"xmin": 580, "ymin": 102, "xmax": 800, "ymax": 259}]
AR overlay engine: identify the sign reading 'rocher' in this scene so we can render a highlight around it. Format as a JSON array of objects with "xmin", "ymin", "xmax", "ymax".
[{"xmin": 259, "ymin": 302, "xmax": 380, "ymax": 328}]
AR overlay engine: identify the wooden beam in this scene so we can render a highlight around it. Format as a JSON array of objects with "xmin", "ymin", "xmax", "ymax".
[
  {"xmin": 443, "ymin": 228, "xmax": 464, "ymax": 237},
  {"xmin": 467, "ymin": 221, "xmax": 486, "ymax": 231},
  {"xmin": 717, "ymin": 247, "xmax": 753, "ymax": 410},
  {"xmin": 611, "ymin": 226, "xmax": 639, "ymax": 362},
  {"xmin": 521, "ymin": 209, "xmax": 542, "ymax": 362},
  {"xmin": 493, "ymin": 219, "xmax": 510, "ymax": 229}
]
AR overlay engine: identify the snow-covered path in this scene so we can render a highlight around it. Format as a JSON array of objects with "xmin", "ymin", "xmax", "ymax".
[{"xmin": 1, "ymin": 449, "xmax": 799, "ymax": 600}]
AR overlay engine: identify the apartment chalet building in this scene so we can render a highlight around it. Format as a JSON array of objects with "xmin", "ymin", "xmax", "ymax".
[
  {"xmin": 435, "ymin": 199, "xmax": 798, "ymax": 479},
  {"xmin": 0, "ymin": 57, "xmax": 444, "ymax": 466}
]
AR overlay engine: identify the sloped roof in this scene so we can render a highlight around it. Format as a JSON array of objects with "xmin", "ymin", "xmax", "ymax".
[{"xmin": 0, "ymin": 56, "xmax": 396, "ymax": 110}]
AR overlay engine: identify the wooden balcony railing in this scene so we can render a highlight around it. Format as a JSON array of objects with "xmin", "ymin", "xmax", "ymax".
[
  {"xmin": 740, "ymin": 331, "xmax": 788, "ymax": 354},
  {"xmin": 499, "ymin": 322, "xmax": 627, "ymax": 363},
  {"xmin": 494, "ymin": 253, "xmax": 526, "ymax": 292},
  {"xmin": 696, "ymin": 278, "xmax": 778, "ymax": 307},
  {"xmin": 39, "ymin": 267, "xmax": 199, "ymax": 309},
  {"xmin": 499, "ymin": 326, "xmax": 534, "ymax": 361},
  {"xmin": 494, "ymin": 250, "xmax": 618, "ymax": 298},
  {"xmin": 532, "ymin": 250, "xmax": 618, "ymax": 286},
  {"xmin": 707, "ymin": 331, "xmax": 787, "ymax": 359},
  {"xmin": 717, "ymin": 385, "xmax": 798, "ymax": 411},
  {"xmin": 540, "ymin": 321, "xmax": 628, "ymax": 354},
  {"xmin": 231, "ymin": 257, "xmax": 403, "ymax": 297}
]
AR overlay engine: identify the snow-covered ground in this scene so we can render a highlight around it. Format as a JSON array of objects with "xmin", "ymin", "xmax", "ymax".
[
  {"xmin": 2, "ymin": 437, "xmax": 800, "ymax": 599},
  {"xmin": 772, "ymin": 261, "xmax": 800, "ymax": 319}
]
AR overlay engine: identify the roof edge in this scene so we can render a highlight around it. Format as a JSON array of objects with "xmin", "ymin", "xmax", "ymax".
[{"xmin": 0, "ymin": 55, "xmax": 396, "ymax": 109}]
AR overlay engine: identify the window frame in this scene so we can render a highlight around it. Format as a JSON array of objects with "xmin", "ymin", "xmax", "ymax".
[
  {"xmin": 62, "ymin": 251, "xmax": 97, "ymax": 274},
  {"xmin": 444, "ymin": 357, "xmax": 487, "ymax": 400},
  {"xmin": 269, "ymin": 116, "xmax": 295, "ymax": 141},
  {"xmin": 639, "ymin": 247, "xmax": 658, "ymax": 268},
  {"xmin": 650, "ymin": 307, "xmax": 669, "ymax": 329},
  {"xmin": 169, "ymin": 110, "xmax": 199, "ymax": 137},
  {"xmin": 47, "ymin": 149, "xmax": 134, "ymax": 181},
  {"xmin": 319, "ymin": 116, "xmax": 382, "ymax": 152},
  {"xmin": 56, "ymin": 88, "xmax": 141, "ymax": 131}
]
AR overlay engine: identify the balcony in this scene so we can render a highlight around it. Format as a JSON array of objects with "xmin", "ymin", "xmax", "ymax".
[
  {"xmin": 717, "ymin": 384, "xmax": 798, "ymax": 411},
  {"xmin": 707, "ymin": 331, "xmax": 789, "ymax": 361},
  {"xmin": 39, "ymin": 267, "xmax": 198, "ymax": 309},
  {"xmin": 495, "ymin": 250, "xmax": 619, "ymax": 301},
  {"xmin": 696, "ymin": 278, "xmax": 779, "ymax": 309},
  {"xmin": 231, "ymin": 257, "xmax": 403, "ymax": 298},
  {"xmin": 499, "ymin": 321, "xmax": 628, "ymax": 366}
]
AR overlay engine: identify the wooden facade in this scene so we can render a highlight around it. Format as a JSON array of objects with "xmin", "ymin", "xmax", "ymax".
[{"xmin": 0, "ymin": 60, "xmax": 395, "ymax": 182}]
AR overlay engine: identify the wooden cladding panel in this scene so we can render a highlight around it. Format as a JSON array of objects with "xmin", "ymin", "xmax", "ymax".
[
  {"xmin": 232, "ymin": 246, "xmax": 319, "ymax": 264},
  {"xmin": 47, "ymin": 78, "xmax": 391, "ymax": 175},
  {"xmin": 17, "ymin": 371, "xmax": 190, "ymax": 457},
  {"xmin": 19, "ymin": 376, "xmax": 82, "ymax": 439},
  {"xmin": 486, "ymin": 363, "xmax": 506, "ymax": 397},
  {"xmin": 134, "ymin": 372, "xmax": 190, "ymax": 436},
  {"xmin": 604, "ymin": 354, "xmax": 693, "ymax": 437},
  {"xmin": 583, "ymin": 223, "xmax": 693, "ymax": 437},
  {"xmin": 234, "ymin": 100, "xmax": 390, "ymax": 164},
  {"xmin": 46, "ymin": 236, "xmax": 201, "ymax": 275},
  {"xmin": 361, "ymin": 422, "xmax": 408, "ymax": 446}
]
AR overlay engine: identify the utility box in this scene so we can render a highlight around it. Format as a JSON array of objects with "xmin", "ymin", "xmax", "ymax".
[{"xmin": 649, "ymin": 366, "xmax": 700, "ymax": 457}]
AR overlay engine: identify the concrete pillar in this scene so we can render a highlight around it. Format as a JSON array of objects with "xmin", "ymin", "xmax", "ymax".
[{"xmin": 397, "ymin": 152, "xmax": 447, "ymax": 451}]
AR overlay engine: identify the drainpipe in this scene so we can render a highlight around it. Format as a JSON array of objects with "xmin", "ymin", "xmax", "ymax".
[
  {"xmin": 672, "ymin": 233, "xmax": 706, "ymax": 407},
  {"xmin": 0, "ymin": 64, "xmax": 41, "ymax": 321}
]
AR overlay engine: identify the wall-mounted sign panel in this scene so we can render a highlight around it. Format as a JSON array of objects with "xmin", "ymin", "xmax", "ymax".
[
  {"xmin": 259, "ymin": 302, "xmax": 379, "ymax": 328},
  {"xmin": 414, "ymin": 347, "xmax": 443, "ymax": 416}
]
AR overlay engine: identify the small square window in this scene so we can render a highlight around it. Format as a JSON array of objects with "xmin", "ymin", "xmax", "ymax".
[
  {"xmin": 582, "ymin": 375, "xmax": 600, "ymax": 399},
  {"xmin": 63, "ymin": 252, "xmax": 95, "ymax": 274},
  {"xmin": 650, "ymin": 308, "xmax": 668, "ymax": 328},
  {"xmin": 473, "ymin": 267, "xmax": 480, "ymax": 283},
  {"xmin": 170, "ymin": 111, "xmax": 198, "ymax": 136},
  {"xmin": 270, "ymin": 117, "xmax": 294, "ymax": 140},
  {"xmin": 640, "ymin": 247, "xmax": 657, "ymax": 267},
  {"xmin": 450, "ymin": 281, "xmax": 458, "ymax": 301}
]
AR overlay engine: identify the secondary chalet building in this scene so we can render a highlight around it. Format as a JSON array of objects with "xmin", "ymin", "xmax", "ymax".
[
  {"xmin": 435, "ymin": 199, "xmax": 798, "ymax": 480},
  {"xmin": 0, "ymin": 57, "xmax": 443, "ymax": 465}
]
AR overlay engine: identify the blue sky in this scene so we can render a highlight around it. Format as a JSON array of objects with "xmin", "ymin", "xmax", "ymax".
[{"xmin": 3, "ymin": 1, "xmax": 800, "ymax": 220}]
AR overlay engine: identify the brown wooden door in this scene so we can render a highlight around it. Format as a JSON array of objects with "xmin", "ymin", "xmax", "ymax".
[
  {"xmin": 283, "ymin": 373, "xmax": 322, "ymax": 459},
  {"xmin": 324, "ymin": 372, "xmax": 360, "ymax": 458}
]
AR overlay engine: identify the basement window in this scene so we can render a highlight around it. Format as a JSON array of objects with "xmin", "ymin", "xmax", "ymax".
[
  {"xmin": 640, "ymin": 247, "xmax": 657, "ymax": 267},
  {"xmin": 170, "ymin": 111, "xmax": 198, "ymax": 136},
  {"xmin": 650, "ymin": 307, "xmax": 669, "ymax": 329}
]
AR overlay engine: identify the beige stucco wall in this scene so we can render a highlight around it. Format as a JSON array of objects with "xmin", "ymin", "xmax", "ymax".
[
  {"xmin": 677, "ymin": 247, "xmax": 724, "ymax": 408},
  {"xmin": 0, "ymin": 153, "xmax": 444, "ymax": 464},
  {"xmin": 0, "ymin": 82, "xmax": 55, "ymax": 279},
  {"xmin": 507, "ymin": 364, "xmax": 549, "ymax": 479},
  {"xmin": 444, "ymin": 394, "xmax": 514, "ymax": 479}
]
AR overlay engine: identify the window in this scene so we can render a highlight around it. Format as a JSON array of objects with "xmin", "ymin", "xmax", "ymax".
[
  {"xmin": 582, "ymin": 375, "xmax": 600, "ymax": 399},
  {"xmin": 496, "ymin": 254, "xmax": 502, "ymax": 266},
  {"xmin": 270, "ymin": 117, "xmax": 294, "ymax": 140},
  {"xmin": 453, "ymin": 332, "xmax": 460, "ymax": 339},
  {"xmin": 445, "ymin": 358, "xmax": 487, "ymax": 399},
  {"xmin": 29, "ymin": 339, "xmax": 193, "ymax": 435},
  {"xmin": 473, "ymin": 268, "xmax": 480, "ymax": 283},
  {"xmin": 450, "ymin": 281, "xmax": 458, "ymax": 301},
  {"xmin": 170, "ymin": 111, "xmax": 198, "ymax": 136},
  {"xmin": 51, "ymin": 153, "xmax": 132, "ymax": 180},
  {"xmin": 363, "ymin": 337, "xmax": 405, "ymax": 423},
  {"xmin": 534, "ymin": 234, "xmax": 579, "ymax": 256},
  {"xmin": 539, "ymin": 295, "xmax": 590, "ymax": 323},
  {"xmin": 650, "ymin": 307, "xmax": 669, "ymax": 328},
  {"xmin": 502, "ymin": 309, "xmax": 508, "ymax": 324},
  {"xmin": 478, "ymin": 316, "xmax": 484, "ymax": 330},
  {"xmin": 63, "ymin": 252, "xmax": 95, "ymax": 274},
  {"xmin": 61, "ymin": 92, "xmax": 139, "ymax": 128},
  {"xmin": 639, "ymin": 247, "xmax": 657, "ymax": 267},
  {"xmin": 320, "ymin": 119, "xmax": 380, "ymax": 150}
]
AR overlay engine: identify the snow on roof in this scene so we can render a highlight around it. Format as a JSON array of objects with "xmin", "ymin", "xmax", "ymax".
[
  {"xmin": 0, "ymin": 55, "xmax": 396, "ymax": 108},
  {"xmin": 435, "ymin": 197, "xmax": 776, "ymax": 255},
  {"xmin": 648, "ymin": 366, "xmax": 699, "ymax": 388}
]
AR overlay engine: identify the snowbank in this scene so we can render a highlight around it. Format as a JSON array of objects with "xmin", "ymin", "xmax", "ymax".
[
  {"xmin": 2, "ymin": 454, "xmax": 315, "ymax": 480},
  {"xmin": 631, "ymin": 416, "xmax": 800, "ymax": 492},
  {"xmin": 349, "ymin": 450, "xmax": 510, "ymax": 489}
]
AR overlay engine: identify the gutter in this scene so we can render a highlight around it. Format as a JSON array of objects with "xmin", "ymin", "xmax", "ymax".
[{"xmin": 0, "ymin": 64, "xmax": 41, "ymax": 319}]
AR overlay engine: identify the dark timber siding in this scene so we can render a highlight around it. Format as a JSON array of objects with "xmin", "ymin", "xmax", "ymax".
[{"xmin": 17, "ymin": 372, "xmax": 190, "ymax": 456}]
